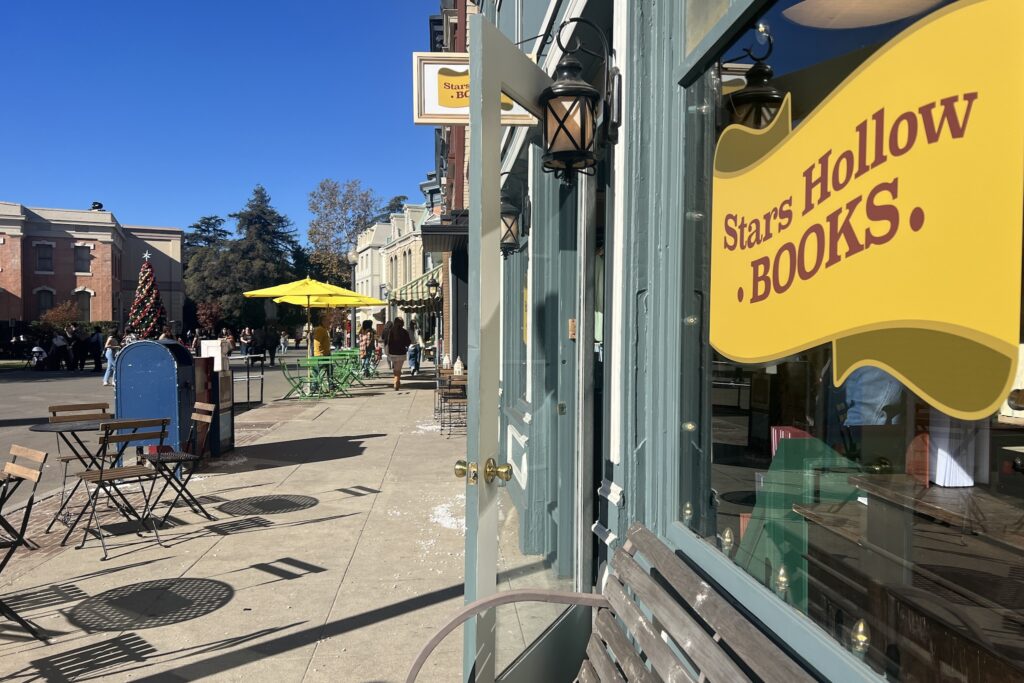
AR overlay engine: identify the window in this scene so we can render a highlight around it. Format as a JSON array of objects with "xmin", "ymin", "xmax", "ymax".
[
  {"xmin": 37, "ymin": 290, "xmax": 53, "ymax": 316},
  {"xmin": 678, "ymin": 2, "xmax": 1023, "ymax": 680},
  {"xmin": 74, "ymin": 246, "xmax": 91, "ymax": 273},
  {"xmin": 74, "ymin": 291, "xmax": 91, "ymax": 321},
  {"xmin": 35, "ymin": 244, "xmax": 53, "ymax": 272}
]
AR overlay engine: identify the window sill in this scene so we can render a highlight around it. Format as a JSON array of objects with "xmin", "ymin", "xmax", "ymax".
[
  {"xmin": 35, "ymin": 271, "xmax": 54, "ymax": 276},
  {"xmin": 75, "ymin": 272, "xmax": 92, "ymax": 277}
]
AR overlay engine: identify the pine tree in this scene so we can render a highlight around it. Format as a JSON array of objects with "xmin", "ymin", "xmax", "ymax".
[{"xmin": 126, "ymin": 253, "xmax": 168, "ymax": 339}]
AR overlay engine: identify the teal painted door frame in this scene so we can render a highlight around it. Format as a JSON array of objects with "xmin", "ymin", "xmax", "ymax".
[{"xmin": 465, "ymin": 15, "xmax": 554, "ymax": 683}]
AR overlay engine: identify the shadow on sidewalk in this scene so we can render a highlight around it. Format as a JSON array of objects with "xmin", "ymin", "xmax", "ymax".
[{"xmin": 213, "ymin": 434, "xmax": 386, "ymax": 473}]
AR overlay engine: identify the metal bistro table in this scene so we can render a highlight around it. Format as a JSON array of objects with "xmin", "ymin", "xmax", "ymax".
[{"xmin": 29, "ymin": 419, "xmax": 109, "ymax": 532}]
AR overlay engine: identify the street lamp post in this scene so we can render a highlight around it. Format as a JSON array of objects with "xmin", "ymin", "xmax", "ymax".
[
  {"xmin": 426, "ymin": 276, "xmax": 440, "ymax": 374},
  {"xmin": 347, "ymin": 249, "xmax": 359, "ymax": 348}
]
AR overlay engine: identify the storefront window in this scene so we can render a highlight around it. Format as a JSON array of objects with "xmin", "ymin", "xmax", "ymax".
[{"xmin": 682, "ymin": 1, "xmax": 1024, "ymax": 679}]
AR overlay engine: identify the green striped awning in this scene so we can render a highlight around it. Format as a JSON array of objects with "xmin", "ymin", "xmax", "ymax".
[{"xmin": 389, "ymin": 264, "xmax": 442, "ymax": 310}]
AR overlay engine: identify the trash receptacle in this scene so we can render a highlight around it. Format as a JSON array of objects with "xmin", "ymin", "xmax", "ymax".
[{"xmin": 114, "ymin": 340, "xmax": 194, "ymax": 451}]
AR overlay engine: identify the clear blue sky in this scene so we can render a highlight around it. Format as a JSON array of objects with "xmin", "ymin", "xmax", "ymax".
[{"xmin": 1, "ymin": 1, "xmax": 438, "ymax": 238}]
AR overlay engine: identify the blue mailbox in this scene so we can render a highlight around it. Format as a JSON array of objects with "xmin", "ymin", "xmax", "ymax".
[{"xmin": 114, "ymin": 340, "xmax": 195, "ymax": 451}]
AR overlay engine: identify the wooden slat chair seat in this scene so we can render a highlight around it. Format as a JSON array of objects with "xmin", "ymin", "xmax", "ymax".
[
  {"xmin": 0, "ymin": 445, "xmax": 49, "ymax": 640},
  {"xmin": 62, "ymin": 418, "xmax": 169, "ymax": 560},
  {"xmin": 406, "ymin": 523, "xmax": 814, "ymax": 683},
  {"xmin": 78, "ymin": 464, "xmax": 153, "ymax": 483},
  {"xmin": 47, "ymin": 402, "xmax": 112, "ymax": 493}
]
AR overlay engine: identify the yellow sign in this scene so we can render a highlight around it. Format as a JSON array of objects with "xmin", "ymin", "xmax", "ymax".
[
  {"xmin": 412, "ymin": 53, "xmax": 535, "ymax": 125},
  {"xmin": 437, "ymin": 67, "xmax": 515, "ymax": 110},
  {"xmin": 711, "ymin": 0, "xmax": 1024, "ymax": 420}
]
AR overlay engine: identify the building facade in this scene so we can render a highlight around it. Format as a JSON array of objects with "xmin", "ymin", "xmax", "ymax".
[
  {"xmin": 0, "ymin": 201, "xmax": 183, "ymax": 329},
  {"xmin": 353, "ymin": 219, "xmax": 391, "ymax": 320},
  {"xmin": 381, "ymin": 204, "xmax": 430, "ymax": 299},
  {"xmin": 432, "ymin": 1, "xmax": 1024, "ymax": 682}
]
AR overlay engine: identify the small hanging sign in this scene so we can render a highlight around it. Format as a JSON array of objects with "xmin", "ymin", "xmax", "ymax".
[{"xmin": 412, "ymin": 52, "xmax": 535, "ymax": 126}]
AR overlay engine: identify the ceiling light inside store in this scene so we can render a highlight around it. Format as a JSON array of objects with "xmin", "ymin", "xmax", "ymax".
[{"xmin": 782, "ymin": 0, "xmax": 943, "ymax": 29}]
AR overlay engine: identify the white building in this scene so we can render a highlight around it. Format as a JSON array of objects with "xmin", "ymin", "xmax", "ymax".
[{"xmin": 353, "ymin": 220, "xmax": 392, "ymax": 321}]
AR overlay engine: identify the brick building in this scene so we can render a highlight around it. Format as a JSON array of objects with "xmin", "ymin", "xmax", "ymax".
[{"xmin": 0, "ymin": 201, "xmax": 183, "ymax": 329}]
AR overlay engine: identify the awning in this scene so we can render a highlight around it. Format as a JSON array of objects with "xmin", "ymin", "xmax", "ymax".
[
  {"xmin": 390, "ymin": 264, "xmax": 442, "ymax": 311},
  {"xmin": 421, "ymin": 210, "xmax": 468, "ymax": 253}
]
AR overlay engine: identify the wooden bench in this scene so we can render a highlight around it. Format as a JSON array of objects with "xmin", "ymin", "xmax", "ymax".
[{"xmin": 407, "ymin": 523, "xmax": 813, "ymax": 682}]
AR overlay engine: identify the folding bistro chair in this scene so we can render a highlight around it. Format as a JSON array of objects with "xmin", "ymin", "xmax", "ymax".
[
  {"xmin": 281, "ymin": 361, "xmax": 312, "ymax": 399},
  {"xmin": 63, "ymin": 419, "xmax": 168, "ymax": 560},
  {"xmin": 47, "ymin": 402, "xmax": 112, "ymax": 514},
  {"xmin": 0, "ymin": 445, "xmax": 49, "ymax": 640},
  {"xmin": 142, "ymin": 403, "xmax": 216, "ymax": 525}
]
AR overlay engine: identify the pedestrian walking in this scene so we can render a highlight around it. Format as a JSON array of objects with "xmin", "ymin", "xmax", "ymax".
[
  {"xmin": 407, "ymin": 321, "xmax": 422, "ymax": 377},
  {"xmin": 265, "ymin": 325, "xmax": 278, "ymax": 366},
  {"xmin": 102, "ymin": 330, "xmax": 121, "ymax": 386},
  {"xmin": 381, "ymin": 319, "xmax": 394, "ymax": 370},
  {"xmin": 239, "ymin": 327, "xmax": 252, "ymax": 356},
  {"xmin": 278, "ymin": 331, "xmax": 289, "ymax": 356},
  {"xmin": 386, "ymin": 317, "xmax": 412, "ymax": 391},
  {"xmin": 358, "ymin": 320, "xmax": 377, "ymax": 377},
  {"xmin": 90, "ymin": 326, "xmax": 103, "ymax": 371}
]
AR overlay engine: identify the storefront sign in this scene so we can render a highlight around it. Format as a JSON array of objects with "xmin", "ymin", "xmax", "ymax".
[
  {"xmin": 412, "ymin": 52, "xmax": 535, "ymax": 125},
  {"xmin": 711, "ymin": 0, "xmax": 1024, "ymax": 420}
]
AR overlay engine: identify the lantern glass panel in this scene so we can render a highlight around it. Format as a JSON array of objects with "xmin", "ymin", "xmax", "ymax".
[
  {"xmin": 545, "ymin": 95, "xmax": 594, "ymax": 157},
  {"xmin": 501, "ymin": 212, "xmax": 519, "ymax": 246}
]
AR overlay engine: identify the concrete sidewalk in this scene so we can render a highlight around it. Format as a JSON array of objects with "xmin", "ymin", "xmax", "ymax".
[{"xmin": 0, "ymin": 371, "xmax": 469, "ymax": 682}]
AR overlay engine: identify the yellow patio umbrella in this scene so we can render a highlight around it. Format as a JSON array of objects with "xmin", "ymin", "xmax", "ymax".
[
  {"xmin": 272, "ymin": 294, "xmax": 387, "ymax": 308},
  {"xmin": 243, "ymin": 277, "xmax": 365, "ymax": 356}
]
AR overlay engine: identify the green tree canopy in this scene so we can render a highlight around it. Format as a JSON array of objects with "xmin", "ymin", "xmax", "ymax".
[
  {"xmin": 184, "ymin": 185, "xmax": 297, "ymax": 328},
  {"xmin": 184, "ymin": 215, "xmax": 229, "ymax": 270}
]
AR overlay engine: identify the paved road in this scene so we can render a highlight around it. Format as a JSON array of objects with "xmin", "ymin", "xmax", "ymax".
[{"xmin": 0, "ymin": 350, "xmax": 319, "ymax": 507}]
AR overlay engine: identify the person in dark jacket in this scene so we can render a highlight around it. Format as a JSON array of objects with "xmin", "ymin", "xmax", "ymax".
[{"xmin": 386, "ymin": 317, "xmax": 412, "ymax": 391}]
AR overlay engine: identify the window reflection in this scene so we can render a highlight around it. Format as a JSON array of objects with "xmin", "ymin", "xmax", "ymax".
[{"xmin": 689, "ymin": 0, "xmax": 1024, "ymax": 679}]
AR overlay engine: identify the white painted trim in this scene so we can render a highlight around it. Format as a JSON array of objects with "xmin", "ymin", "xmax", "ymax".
[
  {"xmin": 507, "ymin": 422, "xmax": 529, "ymax": 488},
  {"xmin": 32, "ymin": 286, "xmax": 55, "ymax": 294},
  {"xmin": 73, "ymin": 241, "xmax": 95, "ymax": 249},
  {"xmin": 608, "ymin": 0, "xmax": 629, "ymax": 466},
  {"xmin": 597, "ymin": 479, "xmax": 624, "ymax": 506},
  {"xmin": 525, "ymin": 147, "xmax": 536, "ymax": 403},
  {"xmin": 72, "ymin": 287, "xmax": 95, "ymax": 296},
  {"xmin": 591, "ymin": 522, "xmax": 618, "ymax": 546},
  {"xmin": 74, "ymin": 272, "xmax": 93, "ymax": 277}
]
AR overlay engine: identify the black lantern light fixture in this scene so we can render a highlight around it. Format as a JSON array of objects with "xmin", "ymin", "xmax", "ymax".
[
  {"xmin": 426, "ymin": 276, "xmax": 439, "ymax": 298},
  {"xmin": 723, "ymin": 23, "xmax": 785, "ymax": 130},
  {"xmin": 538, "ymin": 18, "xmax": 619, "ymax": 184},
  {"xmin": 498, "ymin": 172, "xmax": 531, "ymax": 258}
]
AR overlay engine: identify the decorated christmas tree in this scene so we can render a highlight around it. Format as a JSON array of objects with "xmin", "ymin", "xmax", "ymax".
[{"xmin": 126, "ymin": 252, "xmax": 167, "ymax": 339}]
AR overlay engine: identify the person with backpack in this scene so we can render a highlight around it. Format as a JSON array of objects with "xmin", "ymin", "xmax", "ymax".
[{"xmin": 386, "ymin": 317, "xmax": 412, "ymax": 391}]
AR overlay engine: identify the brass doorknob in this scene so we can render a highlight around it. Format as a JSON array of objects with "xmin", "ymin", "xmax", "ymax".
[
  {"xmin": 454, "ymin": 460, "xmax": 478, "ymax": 484},
  {"xmin": 484, "ymin": 458, "xmax": 513, "ymax": 484}
]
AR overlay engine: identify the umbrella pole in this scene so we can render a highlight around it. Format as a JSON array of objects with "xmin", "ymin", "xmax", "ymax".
[{"xmin": 306, "ymin": 296, "xmax": 313, "ymax": 358}]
